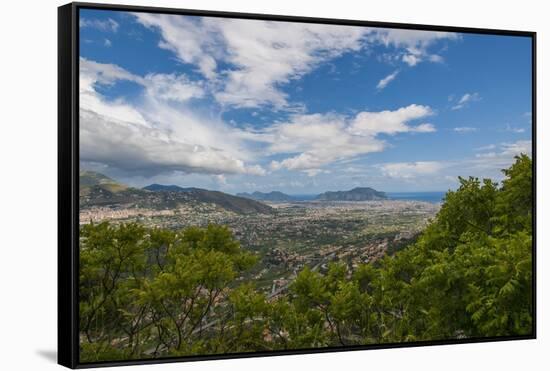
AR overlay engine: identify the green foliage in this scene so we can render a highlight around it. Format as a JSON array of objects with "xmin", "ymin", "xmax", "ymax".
[
  {"xmin": 79, "ymin": 223, "xmax": 257, "ymax": 361},
  {"xmin": 79, "ymin": 155, "xmax": 533, "ymax": 361},
  {"xmin": 494, "ymin": 154, "xmax": 533, "ymax": 234}
]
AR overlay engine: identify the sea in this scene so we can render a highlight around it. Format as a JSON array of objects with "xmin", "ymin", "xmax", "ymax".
[
  {"xmin": 386, "ymin": 191, "xmax": 446, "ymax": 204},
  {"xmin": 286, "ymin": 192, "xmax": 447, "ymax": 203}
]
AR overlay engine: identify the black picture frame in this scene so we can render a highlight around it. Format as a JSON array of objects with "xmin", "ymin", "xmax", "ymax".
[{"xmin": 58, "ymin": 2, "xmax": 537, "ymax": 368}]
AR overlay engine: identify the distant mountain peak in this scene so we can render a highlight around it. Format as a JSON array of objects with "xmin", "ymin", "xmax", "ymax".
[
  {"xmin": 80, "ymin": 170, "xmax": 117, "ymax": 185},
  {"xmin": 80, "ymin": 170, "xmax": 128, "ymax": 193},
  {"xmin": 315, "ymin": 187, "xmax": 387, "ymax": 201},
  {"xmin": 237, "ymin": 190, "xmax": 296, "ymax": 202}
]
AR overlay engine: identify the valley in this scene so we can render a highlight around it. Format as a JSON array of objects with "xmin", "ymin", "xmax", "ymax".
[{"xmin": 79, "ymin": 171, "xmax": 440, "ymax": 296}]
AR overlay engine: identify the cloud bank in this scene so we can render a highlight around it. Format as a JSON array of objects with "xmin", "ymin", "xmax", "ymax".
[{"xmin": 80, "ymin": 58, "xmax": 266, "ymax": 177}]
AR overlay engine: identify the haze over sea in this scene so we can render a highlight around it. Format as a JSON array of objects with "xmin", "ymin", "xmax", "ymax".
[{"xmin": 269, "ymin": 191, "xmax": 447, "ymax": 203}]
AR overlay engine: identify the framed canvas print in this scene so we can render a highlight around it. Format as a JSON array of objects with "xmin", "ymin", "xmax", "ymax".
[{"xmin": 58, "ymin": 2, "xmax": 536, "ymax": 368}]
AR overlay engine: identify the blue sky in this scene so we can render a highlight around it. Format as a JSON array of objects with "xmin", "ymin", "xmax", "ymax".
[{"xmin": 79, "ymin": 8, "xmax": 532, "ymax": 193}]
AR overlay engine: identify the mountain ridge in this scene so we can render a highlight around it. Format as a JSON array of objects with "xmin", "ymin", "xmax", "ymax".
[
  {"xmin": 79, "ymin": 171, "xmax": 273, "ymax": 215},
  {"xmin": 315, "ymin": 187, "xmax": 387, "ymax": 201},
  {"xmin": 239, "ymin": 187, "xmax": 388, "ymax": 202}
]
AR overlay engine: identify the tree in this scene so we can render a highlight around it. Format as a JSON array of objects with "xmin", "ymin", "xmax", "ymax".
[{"xmin": 79, "ymin": 223, "xmax": 257, "ymax": 361}]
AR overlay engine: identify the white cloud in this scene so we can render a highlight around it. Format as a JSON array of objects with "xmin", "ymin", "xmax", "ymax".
[
  {"xmin": 81, "ymin": 58, "xmax": 205, "ymax": 104},
  {"xmin": 369, "ymin": 29, "xmax": 459, "ymax": 67},
  {"xmin": 267, "ymin": 113, "xmax": 385, "ymax": 173},
  {"xmin": 414, "ymin": 123, "xmax": 437, "ymax": 132},
  {"xmin": 79, "ymin": 58, "xmax": 148, "ymax": 127},
  {"xmin": 268, "ymin": 104, "xmax": 435, "ymax": 174},
  {"xmin": 349, "ymin": 104, "xmax": 435, "ymax": 135},
  {"xmin": 504, "ymin": 124, "xmax": 526, "ymax": 133},
  {"xmin": 372, "ymin": 29, "xmax": 458, "ymax": 48},
  {"xmin": 80, "ymin": 58, "xmax": 143, "ymax": 88},
  {"xmin": 80, "ymin": 109, "xmax": 257, "ymax": 176},
  {"xmin": 245, "ymin": 165, "xmax": 267, "ymax": 176},
  {"xmin": 458, "ymin": 93, "xmax": 478, "ymax": 104},
  {"xmin": 500, "ymin": 140, "xmax": 532, "ymax": 156},
  {"xmin": 402, "ymin": 53, "xmax": 420, "ymax": 67},
  {"xmin": 379, "ymin": 161, "xmax": 444, "ymax": 179},
  {"xmin": 451, "ymin": 92, "xmax": 481, "ymax": 110},
  {"xmin": 214, "ymin": 174, "xmax": 227, "ymax": 185},
  {"xmin": 304, "ymin": 169, "xmax": 331, "ymax": 177},
  {"xmin": 80, "ymin": 17, "xmax": 119, "ymax": 32},
  {"xmin": 458, "ymin": 140, "xmax": 532, "ymax": 184},
  {"xmin": 134, "ymin": 13, "xmax": 220, "ymax": 79},
  {"xmin": 475, "ymin": 144, "xmax": 496, "ymax": 151},
  {"xmin": 144, "ymin": 73, "xmax": 204, "ymax": 102},
  {"xmin": 104, "ymin": 39, "xmax": 112, "ymax": 47},
  {"xmin": 428, "ymin": 54, "xmax": 444, "ymax": 63},
  {"xmin": 79, "ymin": 58, "xmax": 266, "ymax": 177},
  {"xmin": 213, "ymin": 20, "xmax": 369, "ymax": 108},
  {"xmin": 473, "ymin": 140, "xmax": 532, "ymax": 169},
  {"xmin": 377, "ymin": 70, "xmax": 399, "ymax": 90},
  {"xmin": 370, "ymin": 139, "xmax": 532, "ymax": 188},
  {"xmin": 453, "ymin": 126, "xmax": 478, "ymax": 133}
]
